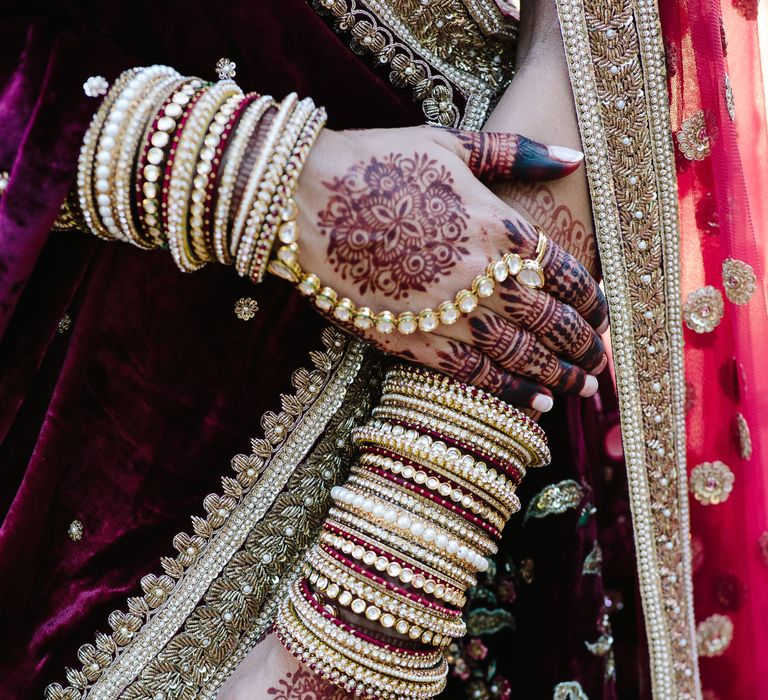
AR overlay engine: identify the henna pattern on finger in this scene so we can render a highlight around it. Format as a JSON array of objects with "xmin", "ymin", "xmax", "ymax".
[
  {"xmin": 498, "ymin": 286, "xmax": 605, "ymax": 368},
  {"xmin": 498, "ymin": 181, "xmax": 599, "ymax": 276},
  {"xmin": 469, "ymin": 314, "xmax": 585, "ymax": 393},
  {"xmin": 317, "ymin": 153, "xmax": 469, "ymax": 300},
  {"xmin": 434, "ymin": 339, "xmax": 544, "ymax": 405},
  {"xmin": 452, "ymin": 131, "xmax": 582, "ymax": 182},
  {"xmin": 502, "ymin": 219, "xmax": 608, "ymax": 328},
  {"xmin": 267, "ymin": 665, "xmax": 351, "ymax": 699}
]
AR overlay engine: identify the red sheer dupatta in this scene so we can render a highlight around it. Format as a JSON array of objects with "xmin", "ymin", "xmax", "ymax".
[{"xmin": 660, "ymin": 0, "xmax": 768, "ymax": 697}]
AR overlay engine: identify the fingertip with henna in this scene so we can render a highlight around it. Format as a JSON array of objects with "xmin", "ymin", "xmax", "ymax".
[{"xmin": 512, "ymin": 137, "xmax": 584, "ymax": 181}]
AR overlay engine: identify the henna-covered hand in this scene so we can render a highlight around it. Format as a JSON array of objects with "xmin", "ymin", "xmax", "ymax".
[{"xmin": 295, "ymin": 125, "xmax": 606, "ymax": 411}]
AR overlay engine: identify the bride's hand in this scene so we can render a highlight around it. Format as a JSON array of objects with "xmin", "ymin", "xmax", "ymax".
[{"xmin": 294, "ymin": 125, "xmax": 607, "ymax": 412}]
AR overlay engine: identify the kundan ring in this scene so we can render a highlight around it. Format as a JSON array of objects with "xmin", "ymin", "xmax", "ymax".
[{"xmin": 515, "ymin": 227, "xmax": 548, "ymax": 289}]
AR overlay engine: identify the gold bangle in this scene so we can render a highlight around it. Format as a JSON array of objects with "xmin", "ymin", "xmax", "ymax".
[
  {"xmin": 114, "ymin": 74, "xmax": 186, "ymax": 248},
  {"xmin": 166, "ymin": 80, "xmax": 241, "ymax": 272},
  {"xmin": 77, "ymin": 68, "xmax": 142, "ymax": 242},
  {"xmin": 358, "ymin": 452, "xmax": 507, "ymax": 530},
  {"xmin": 326, "ymin": 511, "xmax": 475, "ymax": 590},
  {"xmin": 232, "ymin": 93, "xmax": 298, "ymax": 272},
  {"xmin": 211, "ymin": 95, "xmax": 274, "ymax": 264},
  {"xmin": 318, "ymin": 529, "xmax": 466, "ymax": 607}
]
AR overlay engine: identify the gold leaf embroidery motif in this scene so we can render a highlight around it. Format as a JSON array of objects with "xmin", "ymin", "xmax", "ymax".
[
  {"xmin": 47, "ymin": 328, "xmax": 379, "ymax": 699},
  {"xmin": 524, "ymin": 479, "xmax": 583, "ymax": 522},
  {"xmin": 696, "ymin": 614, "xmax": 733, "ymax": 657},
  {"xmin": 690, "ymin": 461, "xmax": 735, "ymax": 505},
  {"xmin": 734, "ymin": 413, "xmax": 752, "ymax": 460},
  {"xmin": 722, "ymin": 258, "xmax": 756, "ymax": 305},
  {"xmin": 683, "ymin": 285, "xmax": 724, "ymax": 333},
  {"xmin": 582, "ymin": 541, "xmax": 602, "ymax": 575},
  {"xmin": 677, "ymin": 110, "xmax": 711, "ymax": 161}
]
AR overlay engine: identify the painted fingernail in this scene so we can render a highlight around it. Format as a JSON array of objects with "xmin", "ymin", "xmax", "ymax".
[
  {"xmin": 594, "ymin": 354, "xmax": 609, "ymax": 374},
  {"xmin": 580, "ymin": 375, "xmax": 599, "ymax": 397},
  {"xmin": 597, "ymin": 318, "xmax": 610, "ymax": 334},
  {"xmin": 532, "ymin": 393, "xmax": 554, "ymax": 412},
  {"xmin": 547, "ymin": 145, "xmax": 584, "ymax": 163}
]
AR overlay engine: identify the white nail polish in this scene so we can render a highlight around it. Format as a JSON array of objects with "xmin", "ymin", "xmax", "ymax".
[
  {"xmin": 548, "ymin": 145, "xmax": 584, "ymax": 163},
  {"xmin": 532, "ymin": 394, "xmax": 554, "ymax": 412},
  {"xmin": 580, "ymin": 375, "xmax": 599, "ymax": 397}
]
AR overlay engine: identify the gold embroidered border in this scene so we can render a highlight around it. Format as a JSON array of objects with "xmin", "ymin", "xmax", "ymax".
[
  {"xmin": 554, "ymin": 0, "xmax": 699, "ymax": 697},
  {"xmin": 46, "ymin": 328, "xmax": 377, "ymax": 699},
  {"xmin": 312, "ymin": 0, "xmax": 505, "ymax": 129}
]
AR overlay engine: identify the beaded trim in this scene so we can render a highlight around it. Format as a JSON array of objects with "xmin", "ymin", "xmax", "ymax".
[
  {"xmin": 45, "ymin": 329, "xmax": 380, "ymax": 699},
  {"xmin": 554, "ymin": 0, "xmax": 700, "ymax": 697},
  {"xmin": 312, "ymin": 0, "xmax": 504, "ymax": 130}
]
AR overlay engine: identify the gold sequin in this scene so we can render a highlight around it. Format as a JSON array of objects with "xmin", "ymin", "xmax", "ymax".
[
  {"xmin": 724, "ymin": 74, "xmax": 735, "ymax": 121},
  {"xmin": 68, "ymin": 519, "xmax": 84, "ymax": 542},
  {"xmin": 57, "ymin": 314, "xmax": 72, "ymax": 334},
  {"xmin": 553, "ymin": 681, "xmax": 589, "ymax": 700},
  {"xmin": 582, "ymin": 541, "xmax": 602, "ymax": 575},
  {"xmin": 677, "ymin": 110, "xmax": 711, "ymax": 160},
  {"xmin": 683, "ymin": 286, "xmax": 724, "ymax": 333},
  {"xmin": 585, "ymin": 633, "xmax": 613, "ymax": 657},
  {"xmin": 690, "ymin": 461, "xmax": 734, "ymax": 505},
  {"xmin": 722, "ymin": 258, "xmax": 756, "ymax": 305},
  {"xmin": 735, "ymin": 413, "xmax": 752, "ymax": 459},
  {"xmin": 696, "ymin": 613, "xmax": 733, "ymax": 657},
  {"xmin": 524, "ymin": 479, "xmax": 583, "ymax": 521},
  {"xmin": 234, "ymin": 296, "xmax": 258, "ymax": 320}
]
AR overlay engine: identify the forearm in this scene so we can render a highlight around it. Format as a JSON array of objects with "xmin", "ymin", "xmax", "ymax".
[{"xmin": 486, "ymin": 0, "xmax": 598, "ymax": 277}]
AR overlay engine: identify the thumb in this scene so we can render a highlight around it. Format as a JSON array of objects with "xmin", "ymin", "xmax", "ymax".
[{"xmin": 451, "ymin": 130, "xmax": 584, "ymax": 182}]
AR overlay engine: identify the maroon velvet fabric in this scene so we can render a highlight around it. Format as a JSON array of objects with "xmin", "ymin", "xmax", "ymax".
[
  {"xmin": 0, "ymin": 5, "xmax": 421, "ymax": 696},
  {"xmin": 0, "ymin": 5, "xmax": 641, "ymax": 698}
]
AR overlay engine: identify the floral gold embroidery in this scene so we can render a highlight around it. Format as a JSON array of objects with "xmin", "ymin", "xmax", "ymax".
[
  {"xmin": 215, "ymin": 57, "xmax": 237, "ymax": 80},
  {"xmin": 683, "ymin": 286, "xmax": 724, "ymax": 333},
  {"xmin": 734, "ymin": 413, "xmax": 752, "ymax": 460},
  {"xmin": 677, "ymin": 110, "xmax": 711, "ymax": 161},
  {"xmin": 553, "ymin": 681, "xmax": 589, "ymax": 700},
  {"xmin": 68, "ymin": 520, "xmax": 84, "ymax": 542},
  {"xmin": 696, "ymin": 614, "xmax": 733, "ymax": 657},
  {"xmin": 722, "ymin": 258, "xmax": 756, "ymax": 305},
  {"xmin": 690, "ymin": 461, "xmax": 735, "ymax": 505},
  {"xmin": 234, "ymin": 297, "xmax": 258, "ymax": 320},
  {"xmin": 58, "ymin": 314, "xmax": 73, "ymax": 334},
  {"xmin": 524, "ymin": 479, "xmax": 583, "ymax": 522}
]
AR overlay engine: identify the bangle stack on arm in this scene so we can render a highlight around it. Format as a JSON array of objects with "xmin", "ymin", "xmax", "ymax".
[
  {"xmin": 274, "ymin": 364, "xmax": 550, "ymax": 699},
  {"xmin": 72, "ymin": 65, "xmax": 552, "ymax": 700},
  {"xmin": 75, "ymin": 65, "xmax": 326, "ymax": 279}
]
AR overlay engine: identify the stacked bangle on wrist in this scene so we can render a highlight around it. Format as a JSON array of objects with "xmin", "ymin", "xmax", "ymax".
[
  {"xmin": 75, "ymin": 66, "xmax": 325, "ymax": 280},
  {"xmin": 275, "ymin": 364, "xmax": 550, "ymax": 699}
]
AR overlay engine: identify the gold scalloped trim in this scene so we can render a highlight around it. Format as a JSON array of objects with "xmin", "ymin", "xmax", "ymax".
[{"xmin": 46, "ymin": 328, "xmax": 380, "ymax": 699}]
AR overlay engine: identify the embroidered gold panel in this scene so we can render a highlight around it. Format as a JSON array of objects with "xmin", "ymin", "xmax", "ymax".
[
  {"xmin": 312, "ymin": 0, "xmax": 514, "ymax": 129},
  {"xmin": 47, "ymin": 329, "xmax": 382, "ymax": 699},
  {"xmin": 554, "ymin": 0, "xmax": 700, "ymax": 698}
]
